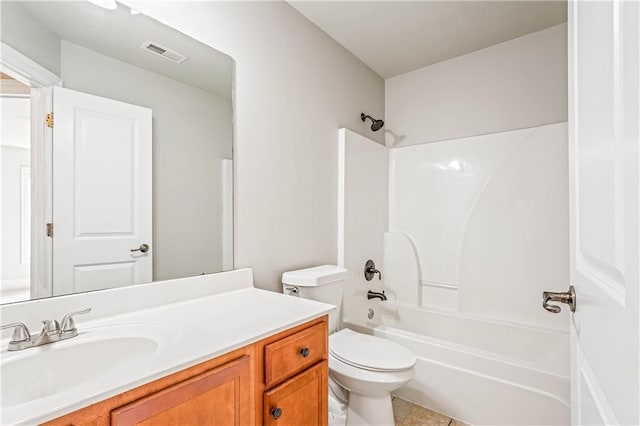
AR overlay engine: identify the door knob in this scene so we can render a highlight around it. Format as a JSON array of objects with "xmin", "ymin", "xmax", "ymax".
[
  {"xmin": 543, "ymin": 285, "xmax": 576, "ymax": 313},
  {"xmin": 130, "ymin": 244, "xmax": 149, "ymax": 253}
]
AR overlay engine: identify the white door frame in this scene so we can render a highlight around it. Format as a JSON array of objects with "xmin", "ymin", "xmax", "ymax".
[{"xmin": 1, "ymin": 42, "xmax": 62, "ymax": 300}]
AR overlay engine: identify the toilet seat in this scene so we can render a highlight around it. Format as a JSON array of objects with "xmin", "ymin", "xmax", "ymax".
[{"xmin": 329, "ymin": 328, "xmax": 416, "ymax": 372}]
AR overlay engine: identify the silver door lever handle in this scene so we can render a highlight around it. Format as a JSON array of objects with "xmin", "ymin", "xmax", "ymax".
[
  {"xmin": 543, "ymin": 285, "xmax": 576, "ymax": 313},
  {"xmin": 131, "ymin": 244, "xmax": 149, "ymax": 253}
]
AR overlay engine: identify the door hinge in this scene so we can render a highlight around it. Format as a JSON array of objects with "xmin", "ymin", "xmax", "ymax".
[
  {"xmin": 46, "ymin": 223, "xmax": 54, "ymax": 237},
  {"xmin": 46, "ymin": 112, "xmax": 54, "ymax": 128}
]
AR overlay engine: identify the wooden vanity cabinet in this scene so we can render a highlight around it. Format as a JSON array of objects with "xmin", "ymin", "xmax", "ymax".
[
  {"xmin": 44, "ymin": 316, "xmax": 328, "ymax": 426},
  {"xmin": 110, "ymin": 356, "xmax": 251, "ymax": 425}
]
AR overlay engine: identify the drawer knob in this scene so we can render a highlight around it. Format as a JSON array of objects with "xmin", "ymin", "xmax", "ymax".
[
  {"xmin": 271, "ymin": 407, "xmax": 283, "ymax": 420},
  {"xmin": 300, "ymin": 347, "xmax": 310, "ymax": 358}
]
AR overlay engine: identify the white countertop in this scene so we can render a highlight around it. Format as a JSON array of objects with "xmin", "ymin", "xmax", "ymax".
[{"xmin": 1, "ymin": 286, "xmax": 334, "ymax": 425}]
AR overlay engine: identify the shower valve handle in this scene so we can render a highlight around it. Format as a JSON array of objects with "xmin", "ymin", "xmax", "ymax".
[{"xmin": 364, "ymin": 259, "xmax": 382, "ymax": 281}]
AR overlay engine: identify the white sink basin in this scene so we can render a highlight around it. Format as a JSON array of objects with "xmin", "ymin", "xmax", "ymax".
[{"xmin": 1, "ymin": 322, "xmax": 178, "ymax": 408}]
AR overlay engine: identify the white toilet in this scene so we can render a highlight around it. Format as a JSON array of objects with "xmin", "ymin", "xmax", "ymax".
[{"xmin": 282, "ymin": 265, "xmax": 416, "ymax": 426}]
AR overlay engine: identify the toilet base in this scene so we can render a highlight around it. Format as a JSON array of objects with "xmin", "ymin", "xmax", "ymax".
[{"xmin": 346, "ymin": 392, "xmax": 395, "ymax": 426}]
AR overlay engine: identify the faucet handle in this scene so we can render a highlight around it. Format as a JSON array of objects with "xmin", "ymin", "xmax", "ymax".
[
  {"xmin": 60, "ymin": 308, "xmax": 92, "ymax": 334},
  {"xmin": 364, "ymin": 259, "xmax": 383, "ymax": 281},
  {"xmin": 1, "ymin": 323, "xmax": 31, "ymax": 343}
]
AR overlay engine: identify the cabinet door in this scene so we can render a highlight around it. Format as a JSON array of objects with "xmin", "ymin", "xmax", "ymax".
[
  {"xmin": 263, "ymin": 361, "xmax": 328, "ymax": 426},
  {"xmin": 111, "ymin": 356, "xmax": 251, "ymax": 426}
]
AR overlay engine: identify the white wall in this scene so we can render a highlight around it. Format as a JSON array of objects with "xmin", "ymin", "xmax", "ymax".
[
  {"xmin": 338, "ymin": 129, "xmax": 388, "ymax": 326},
  {"xmin": 0, "ymin": 2, "xmax": 61, "ymax": 75},
  {"xmin": 1, "ymin": 97, "xmax": 31, "ymax": 285},
  {"xmin": 60, "ymin": 41, "xmax": 233, "ymax": 281},
  {"xmin": 1, "ymin": 146, "xmax": 30, "ymax": 282},
  {"xmin": 385, "ymin": 24, "xmax": 567, "ymax": 146},
  {"xmin": 126, "ymin": 1, "xmax": 385, "ymax": 292}
]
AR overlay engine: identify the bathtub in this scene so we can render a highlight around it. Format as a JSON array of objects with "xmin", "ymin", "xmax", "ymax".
[{"xmin": 342, "ymin": 303, "xmax": 570, "ymax": 425}]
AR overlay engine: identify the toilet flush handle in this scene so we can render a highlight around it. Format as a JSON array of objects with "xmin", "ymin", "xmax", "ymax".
[{"xmin": 285, "ymin": 286, "xmax": 299, "ymax": 295}]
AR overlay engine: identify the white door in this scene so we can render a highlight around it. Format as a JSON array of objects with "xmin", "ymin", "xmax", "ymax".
[
  {"xmin": 568, "ymin": 0, "xmax": 639, "ymax": 424},
  {"xmin": 52, "ymin": 87, "xmax": 152, "ymax": 296}
]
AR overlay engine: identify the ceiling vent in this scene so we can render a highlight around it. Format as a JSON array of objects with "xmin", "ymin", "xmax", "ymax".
[{"xmin": 140, "ymin": 41, "xmax": 188, "ymax": 64}]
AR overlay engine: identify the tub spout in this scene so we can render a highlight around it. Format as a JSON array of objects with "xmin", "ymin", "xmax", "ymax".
[{"xmin": 367, "ymin": 290, "xmax": 387, "ymax": 301}]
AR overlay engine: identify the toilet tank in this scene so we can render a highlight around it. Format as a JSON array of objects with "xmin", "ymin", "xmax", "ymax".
[{"xmin": 282, "ymin": 265, "xmax": 347, "ymax": 333}]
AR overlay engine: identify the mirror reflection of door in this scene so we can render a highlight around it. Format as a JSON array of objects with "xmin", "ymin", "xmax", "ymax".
[
  {"xmin": 0, "ymin": 1, "xmax": 234, "ymax": 304},
  {"xmin": 52, "ymin": 87, "xmax": 153, "ymax": 296},
  {"xmin": 0, "ymin": 74, "xmax": 31, "ymax": 303}
]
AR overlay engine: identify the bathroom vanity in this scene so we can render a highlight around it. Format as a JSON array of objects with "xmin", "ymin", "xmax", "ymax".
[
  {"xmin": 0, "ymin": 269, "xmax": 333, "ymax": 425},
  {"xmin": 46, "ymin": 316, "xmax": 328, "ymax": 426}
]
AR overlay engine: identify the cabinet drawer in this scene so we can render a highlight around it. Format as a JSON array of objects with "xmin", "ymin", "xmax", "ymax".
[
  {"xmin": 264, "ymin": 322, "xmax": 327, "ymax": 387},
  {"xmin": 264, "ymin": 361, "xmax": 328, "ymax": 426}
]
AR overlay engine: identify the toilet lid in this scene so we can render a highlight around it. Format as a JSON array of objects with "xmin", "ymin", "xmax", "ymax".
[{"xmin": 329, "ymin": 328, "xmax": 416, "ymax": 372}]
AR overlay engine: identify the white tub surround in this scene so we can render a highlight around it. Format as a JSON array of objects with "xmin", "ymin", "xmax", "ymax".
[
  {"xmin": 0, "ymin": 269, "xmax": 334, "ymax": 425},
  {"xmin": 379, "ymin": 123, "xmax": 570, "ymax": 425},
  {"xmin": 337, "ymin": 123, "xmax": 569, "ymax": 425},
  {"xmin": 387, "ymin": 122, "xmax": 569, "ymax": 331}
]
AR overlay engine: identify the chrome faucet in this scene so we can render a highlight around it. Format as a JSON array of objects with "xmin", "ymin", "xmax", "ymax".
[
  {"xmin": 367, "ymin": 290, "xmax": 387, "ymax": 301},
  {"xmin": 33, "ymin": 319, "xmax": 61, "ymax": 346},
  {"xmin": 1, "ymin": 308, "xmax": 91, "ymax": 351}
]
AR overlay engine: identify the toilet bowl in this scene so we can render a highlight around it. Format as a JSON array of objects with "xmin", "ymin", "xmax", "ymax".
[
  {"xmin": 329, "ymin": 328, "xmax": 415, "ymax": 426},
  {"xmin": 282, "ymin": 265, "xmax": 416, "ymax": 426}
]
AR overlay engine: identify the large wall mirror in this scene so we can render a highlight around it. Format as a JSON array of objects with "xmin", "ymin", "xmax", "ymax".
[{"xmin": 0, "ymin": 1, "xmax": 234, "ymax": 304}]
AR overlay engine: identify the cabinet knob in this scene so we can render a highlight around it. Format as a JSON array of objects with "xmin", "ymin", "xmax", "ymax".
[
  {"xmin": 271, "ymin": 407, "xmax": 283, "ymax": 420},
  {"xmin": 300, "ymin": 347, "xmax": 310, "ymax": 358}
]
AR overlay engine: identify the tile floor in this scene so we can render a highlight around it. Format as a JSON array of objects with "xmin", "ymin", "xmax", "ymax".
[{"xmin": 392, "ymin": 397, "xmax": 467, "ymax": 426}]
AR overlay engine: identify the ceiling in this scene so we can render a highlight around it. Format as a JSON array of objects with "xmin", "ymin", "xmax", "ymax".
[
  {"xmin": 290, "ymin": 1, "xmax": 567, "ymax": 79},
  {"xmin": 15, "ymin": 1, "xmax": 233, "ymax": 99}
]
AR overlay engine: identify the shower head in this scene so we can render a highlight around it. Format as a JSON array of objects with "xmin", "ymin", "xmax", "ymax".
[{"xmin": 361, "ymin": 113, "xmax": 384, "ymax": 132}]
